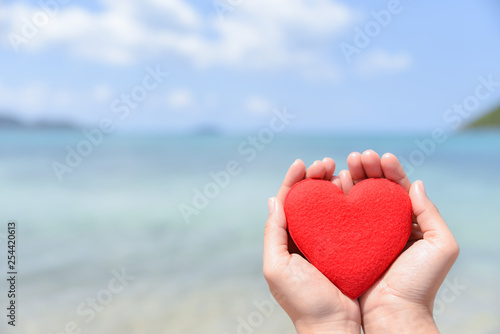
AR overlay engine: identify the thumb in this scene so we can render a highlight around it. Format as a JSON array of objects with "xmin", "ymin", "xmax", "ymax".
[
  {"xmin": 409, "ymin": 180, "xmax": 455, "ymax": 244},
  {"xmin": 409, "ymin": 180, "xmax": 460, "ymax": 277},
  {"xmin": 263, "ymin": 198, "xmax": 289, "ymax": 267}
]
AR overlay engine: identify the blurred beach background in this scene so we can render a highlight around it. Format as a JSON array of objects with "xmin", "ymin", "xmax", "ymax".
[{"xmin": 1, "ymin": 1, "xmax": 500, "ymax": 334}]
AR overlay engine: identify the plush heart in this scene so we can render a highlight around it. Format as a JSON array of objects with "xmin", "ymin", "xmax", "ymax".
[{"xmin": 284, "ymin": 178, "xmax": 412, "ymax": 299}]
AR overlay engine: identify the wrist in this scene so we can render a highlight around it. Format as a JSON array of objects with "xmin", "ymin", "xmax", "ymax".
[
  {"xmin": 295, "ymin": 319, "xmax": 361, "ymax": 334},
  {"xmin": 362, "ymin": 304, "xmax": 438, "ymax": 334}
]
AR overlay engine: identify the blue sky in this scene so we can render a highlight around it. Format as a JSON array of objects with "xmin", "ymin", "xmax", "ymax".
[{"xmin": 1, "ymin": 0, "xmax": 500, "ymax": 133}]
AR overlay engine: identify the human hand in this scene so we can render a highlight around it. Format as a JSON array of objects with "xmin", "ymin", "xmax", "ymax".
[
  {"xmin": 340, "ymin": 150, "xmax": 460, "ymax": 334},
  {"xmin": 263, "ymin": 158, "xmax": 361, "ymax": 334}
]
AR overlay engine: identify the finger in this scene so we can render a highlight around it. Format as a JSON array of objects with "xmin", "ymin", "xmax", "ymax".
[
  {"xmin": 408, "ymin": 223, "xmax": 424, "ymax": 241},
  {"xmin": 277, "ymin": 159, "xmax": 306, "ymax": 203},
  {"xmin": 381, "ymin": 153, "xmax": 411, "ymax": 192},
  {"xmin": 409, "ymin": 181, "xmax": 460, "ymax": 277},
  {"xmin": 322, "ymin": 157, "xmax": 336, "ymax": 181},
  {"xmin": 361, "ymin": 150, "xmax": 384, "ymax": 178},
  {"xmin": 305, "ymin": 160, "xmax": 326, "ymax": 179},
  {"xmin": 263, "ymin": 197, "xmax": 289, "ymax": 270},
  {"xmin": 409, "ymin": 181, "xmax": 456, "ymax": 244},
  {"xmin": 339, "ymin": 169, "xmax": 354, "ymax": 195},
  {"xmin": 347, "ymin": 152, "xmax": 367, "ymax": 184},
  {"xmin": 331, "ymin": 175, "xmax": 342, "ymax": 189}
]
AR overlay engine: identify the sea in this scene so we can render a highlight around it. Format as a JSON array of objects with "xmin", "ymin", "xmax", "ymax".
[{"xmin": 0, "ymin": 130, "xmax": 499, "ymax": 334}]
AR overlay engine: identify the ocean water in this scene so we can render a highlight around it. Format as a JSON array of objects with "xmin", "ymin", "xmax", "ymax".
[{"xmin": 0, "ymin": 130, "xmax": 499, "ymax": 334}]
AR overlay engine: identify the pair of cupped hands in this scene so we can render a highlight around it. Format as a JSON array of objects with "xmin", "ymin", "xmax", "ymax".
[{"xmin": 263, "ymin": 150, "xmax": 459, "ymax": 334}]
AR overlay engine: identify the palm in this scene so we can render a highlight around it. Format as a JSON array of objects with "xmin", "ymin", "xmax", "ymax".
[
  {"xmin": 360, "ymin": 238, "xmax": 440, "ymax": 312},
  {"xmin": 276, "ymin": 253, "xmax": 361, "ymax": 324},
  {"xmin": 266, "ymin": 152, "xmax": 457, "ymax": 333},
  {"xmin": 341, "ymin": 150, "xmax": 459, "ymax": 324},
  {"xmin": 265, "ymin": 158, "xmax": 362, "ymax": 329}
]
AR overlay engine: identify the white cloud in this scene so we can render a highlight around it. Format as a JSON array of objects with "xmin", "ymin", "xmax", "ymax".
[
  {"xmin": 91, "ymin": 85, "xmax": 113, "ymax": 102},
  {"xmin": 0, "ymin": 0, "xmax": 353, "ymax": 79},
  {"xmin": 0, "ymin": 81, "xmax": 108, "ymax": 123},
  {"xmin": 236, "ymin": 0, "xmax": 351, "ymax": 35},
  {"xmin": 0, "ymin": 80, "xmax": 49, "ymax": 120},
  {"xmin": 52, "ymin": 90, "xmax": 73, "ymax": 109},
  {"xmin": 166, "ymin": 89, "xmax": 194, "ymax": 110},
  {"xmin": 355, "ymin": 49, "xmax": 412, "ymax": 76},
  {"xmin": 143, "ymin": 0, "xmax": 201, "ymax": 28},
  {"xmin": 176, "ymin": 0, "xmax": 352, "ymax": 77},
  {"xmin": 244, "ymin": 96, "xmax": 272, "ymax": 114}
]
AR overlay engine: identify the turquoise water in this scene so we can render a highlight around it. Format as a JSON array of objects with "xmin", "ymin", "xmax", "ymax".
[{"xmin": 0, "ymin": 130, "xmax": 499, "ymax": 334}]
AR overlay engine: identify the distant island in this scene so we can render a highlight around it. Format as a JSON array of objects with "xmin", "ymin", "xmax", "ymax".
[
  {"xmin": 0, "ymin": 115, "xmax": 23, "ymax": 128},
  {"xmin": 0, "ymin": 114, "xmax": 77, "ymax": 130},
  {"xmin": 191, "ymin": 124, "xmax": 222, "ymax": 136},
  {"xmin": 466, "ymin": 105, "xmax": 500, "ymax": 129}
]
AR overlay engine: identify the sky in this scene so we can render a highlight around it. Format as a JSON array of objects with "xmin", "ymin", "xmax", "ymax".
[{"xmin": 1, "ymin": 0, "xmax": 500, "ymax": 134}]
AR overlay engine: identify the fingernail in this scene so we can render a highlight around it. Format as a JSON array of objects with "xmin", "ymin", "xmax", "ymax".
[
  {"xmin": 268, "ymin": 197, "xmax": 276, "ymax": 214},
  {"xmin": 349, "ymin": 152, "xmax": 361, "ymax": 159},
  {"xmin": 308, "ymin": 161, "xmax": 318, "ymax": 169},
  {"xmin": 417, "ymin": 180, "xmax": 426, "ymax": 196}
]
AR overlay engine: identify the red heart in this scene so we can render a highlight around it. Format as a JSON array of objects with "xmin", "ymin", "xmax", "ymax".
[{"xmin": 284, "ymin": 178, "xmax": 412, "ymax": 299}]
